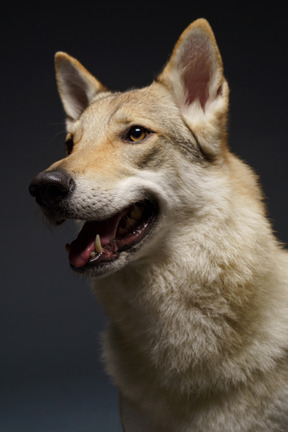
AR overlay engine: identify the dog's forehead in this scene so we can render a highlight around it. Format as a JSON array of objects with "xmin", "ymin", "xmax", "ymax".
[
  {"xmin": 93, "ymin": 86, "xmax": 168, "ymax": 117},
  {"xmin": 77, "ymin": 83, "xmax": 184, "ymax": 138}
]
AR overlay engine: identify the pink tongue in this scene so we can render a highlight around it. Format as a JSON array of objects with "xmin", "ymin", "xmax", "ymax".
[
  {"xmin": 68, "ymin": 215, "xmax": 122, "ymax": 268},
  {"xmin": 69, "ymin": 239, "xmax": 95, "ymax": 268}
]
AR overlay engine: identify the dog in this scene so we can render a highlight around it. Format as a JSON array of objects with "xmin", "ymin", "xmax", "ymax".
[{"xmin": 29, "ymin": 18, "xmax": 288, "ymax": 431}]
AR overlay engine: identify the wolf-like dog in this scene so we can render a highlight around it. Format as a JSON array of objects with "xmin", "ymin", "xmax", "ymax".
[{"xmin": 29, "ymin": 18, "xmax": 288, "ymax": 431}]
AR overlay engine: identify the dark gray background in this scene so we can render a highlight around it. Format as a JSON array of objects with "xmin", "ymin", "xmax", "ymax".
[{"xmin": 1, "ymin": 3, "xmax": 287, "ymax": 431}]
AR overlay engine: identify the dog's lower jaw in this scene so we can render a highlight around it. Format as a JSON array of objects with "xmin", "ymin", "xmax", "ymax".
[
  {"xmin": 42, "ymin": 198, "xmax": 159, "ymax": 277},
  {"xmin": 73, "ymin": 249, "xmax": 134, "ymax": 278},
  {"xmin": 79, "ymin": 235, "xmax": 160, "ymax": 278}
]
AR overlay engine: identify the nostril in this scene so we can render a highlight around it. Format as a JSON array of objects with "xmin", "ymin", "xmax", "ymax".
[
  {"xmin": 29, "ymin": 170, "xmax": 75, "ymax": 208},
  {"xmin": 29, "ymin": 183, "xmax": 46, "ymax": 207},
  {"xmin": 46, "ymin": 183, "xmax": 69, "ymax": 200}
]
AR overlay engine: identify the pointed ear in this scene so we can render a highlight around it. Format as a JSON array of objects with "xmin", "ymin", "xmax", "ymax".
[
  {"xmin": 158, "ymin": 19, "xmax": 229, "ymax": 157},
  {"xmin": 55, "ymin": 52, "xmax": 107, "ymax": 125}
]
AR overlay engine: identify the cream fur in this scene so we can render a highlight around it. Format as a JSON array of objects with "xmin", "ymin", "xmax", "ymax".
[
  {"xmin": 95, "ymin": 154, "xmax": 288, "ymax": 431},
  {"xmin": 31, "ymin": 18, "xmax": 288, "ymax": 431}
]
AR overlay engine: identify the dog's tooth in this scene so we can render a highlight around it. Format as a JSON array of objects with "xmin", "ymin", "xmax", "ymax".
[
  {"xmin": 65, "ymin": 243, "xmax": 71, "ymax": 253},
  {"xmin": 90, "ymin": 251, "xmax": 96, "ymax": 258},
  {"xmin": 131, "ymin": 205, "xmax": 142, "ymax": 220},
  {"xmin": 95, "ymin": 234, "xmax": 103, "ymax": 254}
]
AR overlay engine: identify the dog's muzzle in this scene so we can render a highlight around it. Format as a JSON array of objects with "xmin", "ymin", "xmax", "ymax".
[
  {"xmin": 29, "ymin": 169, "xmax": 159, "ymax": 275},
  {"xmin": 29, "ymin": 170, "xmax": 75, "ymax": 209}
]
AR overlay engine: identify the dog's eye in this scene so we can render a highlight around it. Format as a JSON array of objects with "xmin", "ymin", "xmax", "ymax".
[
  {"xmin": 126, "ymin": 126, "xmax": 150, "ymax": 143},
  {"xmin": 65, "ymin": 135, "xmax": 74, "ymax": 156}
]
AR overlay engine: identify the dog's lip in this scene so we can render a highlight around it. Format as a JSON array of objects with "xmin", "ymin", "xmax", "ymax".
[{"xmin": 66, "ymin": 199, "xmax": 158, "ymax": 271}]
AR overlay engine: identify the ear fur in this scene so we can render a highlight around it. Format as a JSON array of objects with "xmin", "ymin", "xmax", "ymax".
[
  {"xmin": 55, "ymin": 52, "xmax": 107, "ymax": 125},
  {"xmin": 158, "ymin": 19, "xmax": 229, "ymax": 157}
]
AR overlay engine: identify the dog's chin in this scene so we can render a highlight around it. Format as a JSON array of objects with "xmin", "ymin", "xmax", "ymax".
[
  {"xmin": 64, "ymin": 199, "xmax": 159, "ymax": 278},
  {"xmin": 72, "ymin": 248, "xmax": 138, "ymax": 279}
]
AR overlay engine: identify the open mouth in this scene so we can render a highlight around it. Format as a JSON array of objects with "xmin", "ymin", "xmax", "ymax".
[{"xmin": 66, "ymin": 200, "xmax": 158, "ymax": 271}]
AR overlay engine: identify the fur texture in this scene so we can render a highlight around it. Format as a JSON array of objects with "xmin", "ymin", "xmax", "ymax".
[{"xmin": 30, "ymin": 19, "xmax": 288, "ymax": 431}]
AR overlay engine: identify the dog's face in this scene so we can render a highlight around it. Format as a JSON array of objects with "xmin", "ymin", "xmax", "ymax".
[{"xmin": 29, "ymin": 19, "xmax": 229, "ymax": 278}]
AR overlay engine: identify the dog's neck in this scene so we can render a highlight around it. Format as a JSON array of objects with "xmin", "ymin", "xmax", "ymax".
[
  {"xmin": 92, "ymin": 209, "xmax": 288, "ymax": 401},
  {"xmin": 90, "ymin": 154, "xmax": 288, "ymax": 416}
]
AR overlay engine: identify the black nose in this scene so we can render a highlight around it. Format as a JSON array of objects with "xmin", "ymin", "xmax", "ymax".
[{"xmin": 29, "ymin": 170, "xmax": 75, "ymax": 208}]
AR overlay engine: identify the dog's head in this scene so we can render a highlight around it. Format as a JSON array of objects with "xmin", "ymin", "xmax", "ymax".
[{"xmin": 29, "ymin": 19, "xmax": 229, "ymax": 278}]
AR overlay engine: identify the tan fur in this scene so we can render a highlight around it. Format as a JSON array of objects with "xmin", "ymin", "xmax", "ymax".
[{"xmin": 31, "ymin": 19, "xmax": 288, "ymax": 431}]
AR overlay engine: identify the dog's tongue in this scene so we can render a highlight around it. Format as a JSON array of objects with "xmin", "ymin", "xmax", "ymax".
[
  {"xmin": 68, "ymin": 222, "xmax": 97, "ymax": 268},
  {"xmin": 68, "ymin": 214, "xmax": 121, "ymax": 268}
]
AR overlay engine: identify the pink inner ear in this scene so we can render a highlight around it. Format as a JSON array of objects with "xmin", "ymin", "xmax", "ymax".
[{"xmin": 180, "ymin": 39, "xmax": 212, "ymax": 109}]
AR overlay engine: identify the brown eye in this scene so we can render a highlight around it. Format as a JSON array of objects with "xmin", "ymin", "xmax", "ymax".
[
  {"xmin": 65, "ymin": 134, "xmax": 74, "ymax": 156},
  {"xmin": 126, "ymin": 126, "xmax": 150, "ymax": 143}
]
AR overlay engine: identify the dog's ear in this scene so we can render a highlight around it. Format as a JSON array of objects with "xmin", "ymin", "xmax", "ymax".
[
  {"xmin": 55, "ymin": 52, "xmax": 107, "ymax": 125},
  {"xmin": 158, "ymin": 19, "xmax": 229, "ymax": 157}
]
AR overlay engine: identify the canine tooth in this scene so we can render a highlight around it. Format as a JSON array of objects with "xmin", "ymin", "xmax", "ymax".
[
  {"xmin": 65, "ymin": 243, "xmax": 71, "ymax": 253},
  {"xmin": 131, "ymin": 205, "xmax": 142, "ymax": 220},
  {"xmin": 95, "ymin": 234, "xmax": 103, "ymax": 254},
  {"xmin": 90, "ymin": 251, "xmax": 96, "ymax": 258}
]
